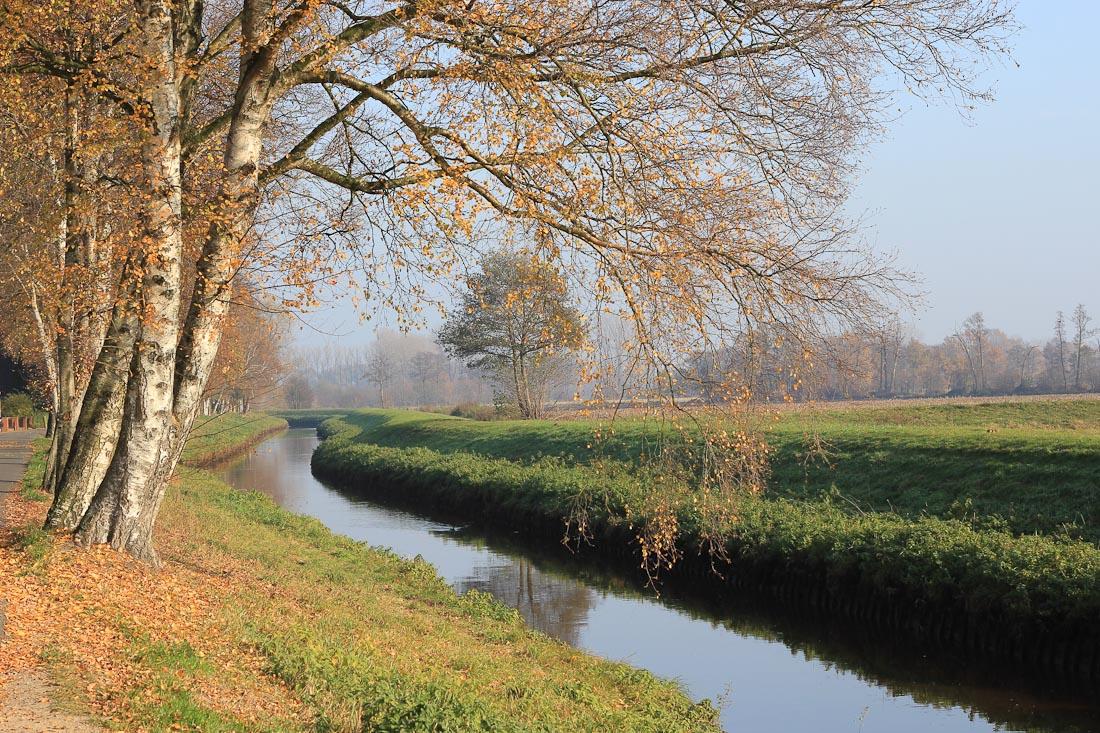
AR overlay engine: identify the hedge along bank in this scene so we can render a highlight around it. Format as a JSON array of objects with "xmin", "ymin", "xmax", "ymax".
[{"xmin": 309, "ymin": 411, "xmax": 1100, "ymax": 686}]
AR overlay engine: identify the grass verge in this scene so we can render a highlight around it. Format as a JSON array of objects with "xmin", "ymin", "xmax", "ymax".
[
  {"xmin": 182, "ymin": 412, "xmax": 289, "ymax": 466},
  {"xmin": 18, "ymin": 437, "xmax": 53, "ymax": 502}
]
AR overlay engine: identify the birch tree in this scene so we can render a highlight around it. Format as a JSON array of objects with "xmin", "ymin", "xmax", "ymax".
[{"xmin": 1, "ymin": 0, "xmax": 1015, "ymax": 562}]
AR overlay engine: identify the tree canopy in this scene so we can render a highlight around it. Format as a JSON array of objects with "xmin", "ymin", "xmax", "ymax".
[
  {"xmin": 439, "ymin": 250, "xmax": 585, "ymax": 418},
  {"xmin": 0, "ymin": 0, "xmax": 1016, "ymax": 562}
]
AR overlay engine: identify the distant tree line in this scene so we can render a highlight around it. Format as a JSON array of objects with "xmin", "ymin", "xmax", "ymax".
[
  {"xmin": 289, "ymin": 304, "xmax": 1100, "ymax": 413},
  {"xmin": 684, "ymin": 307, "xmax": 1100, "ymax": 402},
  {"xmin": 285, "ymin": 331, "xmax": 495, "ymax": 411}
]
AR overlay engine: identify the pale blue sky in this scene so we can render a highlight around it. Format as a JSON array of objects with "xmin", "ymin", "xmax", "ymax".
[
  {"xmin": 295, "ymin": 1, "xmax": 1099, "ymax": 347},
  {"xmin": 848, "ymin": 1, "xmax": 1100, "ymax": 342}
]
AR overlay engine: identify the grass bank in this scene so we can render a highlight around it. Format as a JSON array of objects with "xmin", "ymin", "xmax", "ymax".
[
  {"xmin": 0, "ymin": 413, "xmax": 719, "ymax": 732},
  {"xmin": 307, "ymin": 401, "xmax": 1100, "ymax": 541},
  {"xmin": 182, "ymin": 412, "xmax": 289, "ymax": 466},
  {"xmin": 309, "ymin": 404, "xmax": 1100, "ymax": 682}
]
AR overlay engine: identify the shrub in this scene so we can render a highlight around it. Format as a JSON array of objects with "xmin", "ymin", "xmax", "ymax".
[
  {"xmin": 1, "ymin": 391, "xmax": 36, "ymax": 417},
  {"xmin": 450, "ymin": 402, "xmax": 497, "ymax": 421}
]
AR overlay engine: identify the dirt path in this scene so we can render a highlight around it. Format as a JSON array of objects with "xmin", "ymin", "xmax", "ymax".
[
  {"xmin": 0, "ymin": 431, "xmax": 103, "ymax": 732},
  {"xmin": 0, "ymin": 431, "xmax": 41, "ymax": 526}
]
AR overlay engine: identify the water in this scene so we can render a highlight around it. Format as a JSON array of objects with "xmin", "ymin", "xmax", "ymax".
[{"xmin": 214, "ymin": 429, "xmax": 1100, "ymax": 733}]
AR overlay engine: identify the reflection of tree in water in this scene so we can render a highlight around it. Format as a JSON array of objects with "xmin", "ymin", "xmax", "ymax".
[
  {"xmin": 453, "ymin": 558, "xmax": 595, "ymax": 647},
  {"xmin": 219, "ymin": 431, "xmax": 310, "ymax": 508}
]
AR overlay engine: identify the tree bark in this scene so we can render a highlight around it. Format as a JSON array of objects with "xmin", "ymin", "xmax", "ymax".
[
  {"xmin": 68, "ymin": 0, "xmax": 185, "ymax": 561},
  {"xmin": 69, "ymin": 0, "xmax": 276, "ymax": 562},
  {"xmin": 44, "ymin": 292, "xmax": 138, "ymax": 530}
]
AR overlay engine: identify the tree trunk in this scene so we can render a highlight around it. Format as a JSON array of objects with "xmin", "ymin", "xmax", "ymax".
[
  {"xmin": 45, "ymin": 270, "xmax": 140, "ymax": 530},
  {"xmin": 51, "ymin": 0, "xmax": 277, "ymax": 563},
  {"xmin": 47, "ymin": 85, "xmax": 82, "ymax": 494},
  {"xmin": 74, "ymin": 364, "xmax": 176, "ymax": 566},
  {"xmin": 68, "ymin": 0, "xmax": 185, "ymax": 562},
  {"xmin": 518, "ymin": 353, "xmax": 539, "ymax": 419},
  {"xmin": 27, "ymin": 282, "xmax": 61, "ymax": 490},
  {"xmin": 71, "ymin": 0, "xmax": 276, "ymax": 562}
]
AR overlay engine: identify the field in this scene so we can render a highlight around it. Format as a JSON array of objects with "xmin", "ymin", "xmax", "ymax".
[{"xmin": 769, "ymin": 400, "xmax": 1100, "ymax": 541}]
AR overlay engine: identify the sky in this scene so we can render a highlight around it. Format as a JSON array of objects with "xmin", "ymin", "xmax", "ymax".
[
  {"xmin": 847, "ymin": 1, "xmax": 1100, "ymax": 343},
  {"xmin": 294, "ymin": 1, "xmax": 1100, "ymax": 348}
]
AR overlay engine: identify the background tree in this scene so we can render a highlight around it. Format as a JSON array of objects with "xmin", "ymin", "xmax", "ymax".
[
  {"xmin": 363, "ymin": 346, "xmax": 397, "ymax": 409},
  {"xmin": 283, "ymin": 374, "xmax": 314, "ymax": 409},
  {"xmin": 1072, "ymin": 304, "xmax": 1095, "ymax": 391},
  {"xmin": 202, "ymin": 282, "xmax": 289, "ymax": 414},
  {"xmin": 408, "ymin": 350, "xmax": 449, "ymax": 406},
  {"xmin": 439, "ymin": 251, "xmax": 585, "ymax": 419},
  {"xmin": 870, "ymin": 318, "xmax": 907, "ymax": 396},
  {"xmin": 954, "ymin": 312, "xmax": 989, "ymax": 394},
  {"xmin": 1049, "ymin": 312, "xmax": 1070, "ymax": 392}
]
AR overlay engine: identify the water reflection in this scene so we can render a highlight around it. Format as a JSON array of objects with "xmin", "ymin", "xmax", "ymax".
[
  {"xmin": 218, "ymin": 430, "xmax": 598, "ymax": 646},
  {"xmin": 214, "ymin": 429, "xmax": 1100, "ymax": 733},
  {"xmin": 449, "ymin": 554, "xmax": 596, "ymax": 648}
]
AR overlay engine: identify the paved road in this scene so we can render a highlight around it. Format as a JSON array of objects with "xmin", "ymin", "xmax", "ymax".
[{"xmin": 0, "ymin": 430, "xmax": 45, "ymax": 526}]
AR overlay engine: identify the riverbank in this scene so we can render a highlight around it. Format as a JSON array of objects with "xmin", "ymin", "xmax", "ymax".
[
  {"xmin": 0, "ymin": 414, "xmax": 720, "ymax": 731},
  {"xmin": 308, "ymin": 404, "xmax": 1100, "ymax": 685}
]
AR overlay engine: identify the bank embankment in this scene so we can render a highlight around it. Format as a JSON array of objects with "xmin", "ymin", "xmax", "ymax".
[
  {"xmin": 309, "ymin": 407, "xmax": 1100, "ymax": 686},
  {"xmin": 0, "ymin": 413, "xmax": 719, "ymax": 732},
  {"xmin": 181, "ymin": 413, "xmax": 290, "ymax": 466}
]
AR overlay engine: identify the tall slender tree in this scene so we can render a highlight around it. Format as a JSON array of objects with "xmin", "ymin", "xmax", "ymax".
[
  {"xmin": 1053, "ymin": 311, "xmax": 1070, "ymax": 392},
  {"xmin": 1071, "ymin": 304, "xmax": 1094, "ymax": 391}
]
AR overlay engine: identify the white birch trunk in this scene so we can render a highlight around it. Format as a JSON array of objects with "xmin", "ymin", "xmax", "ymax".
[
  {"xmin": 71, "ymin": 0, "xmax": 185, "ymax": 564},
  {"xmin": 44, "ymin": 287, "xmax": 139, "ymax": 530}
]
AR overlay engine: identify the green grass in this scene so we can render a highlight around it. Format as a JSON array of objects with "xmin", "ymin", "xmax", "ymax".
[
  {"xmin": 182, "ymin": 413, "xmax": 289, "ymax": 466},
  {"xmin": 167, "ymin": 468, "xmax": 721, "ymax": 732},
  {"xmin": 323, "ymin": 409, "xmax": 700, "ymax": 467},
  {"xmin": 309, "ymin": 402, "xmax": 1100, "ymax": 640},
  {"xmin": 13, "ymin": 525, "xmax": 54, "ymax": 572},
  {"xmin": 119, "ymin": 636, "xmax": 258, "ymax": 733},
  {"xmin": 317, "ymin": 402, "xmax": 1100, "ymax": 542},
  {"xmin": 767, "ymin": 403, "xmax": 1100, "ymax": 541},
  {"xmin": 13, "ymin": 411, "xmax": 720, "ymax": 732},
  {"xmin": 19, "ymin": 437, "xmax": 52, "ymax": 501}
]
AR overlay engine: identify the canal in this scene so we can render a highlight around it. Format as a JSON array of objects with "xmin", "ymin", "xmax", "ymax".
[{"xmin": 214, "ymin": 428, "xmax": 1099, "ymax": 733}]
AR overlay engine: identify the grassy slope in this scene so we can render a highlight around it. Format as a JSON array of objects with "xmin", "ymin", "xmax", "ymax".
[
  {"xmin": 170, "ymin": 471, "xmax": 717, "ymax": 732},
  {"xmin": 309, "ymin": 403, "xmax": 1100, "ymax": 633},
  {"xmin": 326, "ymin": 401, "xmax": 1100, "ymax": 542},
  {"xmin": 768, "ymin": 402, "xmax": 1100, "ymax": 540},
  {"xmin": 6, "ymin": 412, "xmax": 720, "ymax": 733},
  {"xmin": 182, "ymin": 412, "xmax": 289, "ymax": 465}
]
